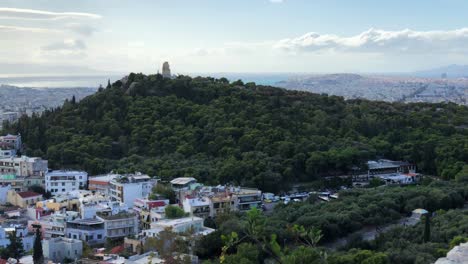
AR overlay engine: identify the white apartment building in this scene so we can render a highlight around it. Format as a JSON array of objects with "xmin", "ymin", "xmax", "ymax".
[
  {"xmin": 45, "ymin": 170, "xmax": 88, "ymax": 195},
  {"xmin": 109, "ymin": 173, "xmax": 156, "ymax": 208},
  {"xmin": 42, "ymin": 237, "xmax": 83, "ymax": 263},
  {"xmin": 144, "ymin": 216, "xmax": 214, "ymax": 237},
  {"xmin": 0, "ymin": 156, "xmax": 48, "ymax": 177}
]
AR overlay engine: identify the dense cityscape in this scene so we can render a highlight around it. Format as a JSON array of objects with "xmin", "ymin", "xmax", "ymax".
[{"xmin": 1, "ymin": 1, "xmax": 468, "ymax": 264}]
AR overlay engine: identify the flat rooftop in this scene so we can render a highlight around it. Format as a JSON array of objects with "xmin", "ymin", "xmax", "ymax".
[
  {"xmin": 68, "ymin": 218, "xmax": 104, "ymax": 225},
  {"xmin": 170, "ymin": 177, "xmax": 197, "ymax": 185}
]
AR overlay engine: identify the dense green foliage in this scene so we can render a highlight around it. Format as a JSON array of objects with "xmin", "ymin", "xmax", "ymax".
[
  {"xmin": 361, "ymin": 209, "xmax": 468, "ymax": 264},
  {"xmin": 197, "ymin": 183, "xmax": 468, "ymax": 263},
  {"xmin": 165, "ymin": 205, "xmax": 187, "ymax": 219},
  {"xmin": 3, "ymin": 74, "xmax": 467, "ymax": 192},
  {"xmin": 266, "ymin": 181, "xmax": 467, "ymax": 242}
]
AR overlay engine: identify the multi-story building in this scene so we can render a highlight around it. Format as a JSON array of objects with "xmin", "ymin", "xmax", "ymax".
[
  {"xmin": 29, "ymin": 211, "xmax": 79, "ymax": 238},
  {"xmin": 0, "ymin": 156, "xmax": 48, "ymax": 177},
  {"xmin": 45, "ymin": 170, "xmax": 88, "ymax": 195},
  {"xmin": 88, "ymin": 174, "xmax": 119, "ymax": 195},
  {"xmin": 97, "ymin": 212, "xmax": 139, "ymax": 240},
  {"xmin": 0, "ymin": 174, "xmax": 24, "ymax": 192},
  {"xmin": 66, "ymin": 218, "xmax": 106, "ymax": 245},
  {"xmin": 182, "ymin": 197, "xmax": 211, "ymax": 218},
  {"xmin": 133, "ymin": 198, "xmax": 169, "ymax": 229},
  {"xmin": 0, "ymin": 134, "xmax": 21, "ymax": 151},
  {"xmin": 232, "ymin": 187, "xmax": 262, "ymax": 211},
  {"xmin": 109, "ymin": 173, "xmax": 156, "ymax": 208},
  {"xmin": 42, "ymin": 237, "xmax": 83, "ymax": 263}
]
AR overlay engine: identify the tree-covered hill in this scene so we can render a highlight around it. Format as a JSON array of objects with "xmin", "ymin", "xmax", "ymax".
[{"xmin": 3, "ymin": 73, "xmax": 467, "ymax": 191}]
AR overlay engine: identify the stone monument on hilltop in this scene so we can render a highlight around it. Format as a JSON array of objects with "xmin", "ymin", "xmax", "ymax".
[{"xmin": 162, "ymin": 62, "xmax": 171, "ymax": 79}]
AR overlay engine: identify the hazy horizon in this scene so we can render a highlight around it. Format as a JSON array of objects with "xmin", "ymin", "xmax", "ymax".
[{"xmin": 2, "ymin": 1, "xmax": 468, "ymax": 75}]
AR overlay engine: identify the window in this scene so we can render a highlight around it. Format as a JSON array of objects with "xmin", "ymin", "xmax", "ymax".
[
  {"xmin": 62, "ymin": 183, "xmax": 65, "ymax": 186},
  {"xmin": 97, "ymin": 234, "xmax": 102, "ymax": 239},
  {"xmin": 62, "ymin": 189, "xmax": 65, "ymax": 192}
]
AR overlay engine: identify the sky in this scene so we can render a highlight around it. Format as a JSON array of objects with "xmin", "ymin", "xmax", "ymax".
[{"xmin": 1, "ymin": 0, "xmax": 468, "ymax": 76}]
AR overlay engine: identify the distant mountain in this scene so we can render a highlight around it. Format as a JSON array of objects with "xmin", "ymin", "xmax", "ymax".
[
  {"xmin": 276, "ymin": 74, "xmax": 468, "ymax": 105},
  {"xmin": 412, "ymin": 64, "xmax": 468, "ymax": 78}
]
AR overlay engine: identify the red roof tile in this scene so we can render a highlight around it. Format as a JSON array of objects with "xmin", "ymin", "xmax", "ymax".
[{"xmin": 17, "ymin": 191, "xmax": 42, "ymax": 199}]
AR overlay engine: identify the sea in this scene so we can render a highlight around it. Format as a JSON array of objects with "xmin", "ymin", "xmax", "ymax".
[{"xmin": 0, "ymin": 73, "xmax": 293, "ymax": 88}]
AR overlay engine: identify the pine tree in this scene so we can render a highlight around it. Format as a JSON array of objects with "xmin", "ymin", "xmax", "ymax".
[
  {"xmin": 106, "ymin": 79, "xmax": 112, "ymax": 89},
  {"xmin": 33, "ymin": 227, "xmax": 44, "ymax": 264}
]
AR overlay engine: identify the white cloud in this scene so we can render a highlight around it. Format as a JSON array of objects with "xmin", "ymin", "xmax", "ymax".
[
  {"xmin": 0, "ymin": 25, "xmax": 59, "ymax": 33},
  {"xmin": 42, "ymin": 39, "xmax": 87, "ymax": 51},
  {"xmin": 275, "ymin": 28, "xmax": 468, "ymax": 54},
  {"xmin": 65, "ymin": 23, "xmax": 97, "ymax": 36},
  {"xmin": 0, "ymin": 7, "xmax": 101, "ymax": 20},
  {"xmin": 269, "ymin": 0, "xmax": 284, "ymax": 3}
]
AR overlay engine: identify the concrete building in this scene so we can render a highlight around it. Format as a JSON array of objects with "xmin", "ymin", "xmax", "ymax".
[
  {"xmin": 7, "ymin": 190, "xmax": 42, "ymax": 208},
  {"xmin": 29, "ymin": 211, "xmax": 79, "ymax": 238},
  {"xmin": 182, "ymin": 197, "xmax": 211, "ymax": 218},
  {"xmin": 66, "ymin": 218, "xmax": 106, "ymax": 245},
  {"xmin": 88, "ymin": 174, "xmax": 119, "ymax": 195},
  {"xmin": 145, "ymin": 216, "xmax": 214, "ymax": 237},
  {"xmin": 0, "ymin": 134, "xmax": 21, "ymax": 151},
  {"xmin": 42, "ymin": 237, "xmax": 83, "ymax": 263},
  {"xmin": 170, "ymin": 177, "xmax": 197, "ymax": 191},
  {"xmin": 133, "ymin": 198, "xmax": 169, "ymax": 229},
  {"xmin": 45, "ymin": 170, "xmax": 88, "ymax": 195},
  {"xmin": 0, "ymin": 149, "xmax": 16, "ymax": 159},
  {"xmin": 0, "ymin": 156, "xmax": 48, "ymax": 177},
  {"xmin": 232, "ymin": 187, "xmax": 262, "ymax": 211},
  {"xmin": 367, "ymin": 159, "xmax": 416, "ymax": 177},
  {"xmin": 97, "ymin": 212, "xmax": 139, "ymax": 240},
  {"xmin": 109, "ymin": 173, "xmax": 156, "ymax": 208},
  {"xmin": 0, "ymin": 174, "xmax": 25, "ymax": 192}
]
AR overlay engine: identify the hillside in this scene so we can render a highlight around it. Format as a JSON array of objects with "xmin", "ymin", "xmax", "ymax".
[{"xmin": 2, "ymin": 73, "xmax": 467, "ymax": 192}]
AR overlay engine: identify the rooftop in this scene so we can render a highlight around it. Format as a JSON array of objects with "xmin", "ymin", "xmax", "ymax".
[
  {"xmin": 96, "ymin": 211, "xmax": 136, "ymax": 220},
  {"xmin": 367, "ymin": 159, "xmax": 411, "ymax": 170},
  {"xmin": 17, "ymin": 191, "xmax": 42, "ymax": 199},
  {"xmin": 170, "ymin": 177, "xmax": 197, "ymax": 185},
  {"xmin": 46, "ymin": 170, "xmax": 87, "ymax": 176},
  {"xmin": 156, "ymin": 216, "xmax": 203, "ymax": 227},
  {"xmin": 68, "ymin": 218, "xmax": 104, "ymax": 225},
  {"xmin": 89, "ymin": 174, "xmax": 119, "ymax": 183}
]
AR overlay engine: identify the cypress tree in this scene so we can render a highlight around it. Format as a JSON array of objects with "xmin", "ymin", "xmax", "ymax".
[
  {"xmin": 33, "ymin": 227, "xmax": 44, "ymax": 264},
  {"xmin": 423, "ymin": 214, "xmax": 431, "ymax": 243}
]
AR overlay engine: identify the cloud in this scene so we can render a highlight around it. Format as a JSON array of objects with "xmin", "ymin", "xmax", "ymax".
[
  {"xmin": 0, "ymin": 7, "xmax": 101, "ymax": 20},
  {"xmin": 275, "ymin": 28, "xmax": 468, "ymax": 54},
  {"xmin": 0, "ymin": 25, "xmax": 58, "ymax": 33},
  {"xmin": 65, "ymin": 23, "xmax": 97, "ymax": 36},
  {"xmin": 42, "ymin": 39, "xmax": 87, "ymax": 51},
  {"xmin": 269, "ymin": 0, "xmax": 284, "ymax": 3}
]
